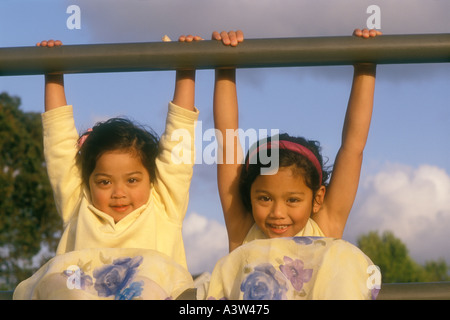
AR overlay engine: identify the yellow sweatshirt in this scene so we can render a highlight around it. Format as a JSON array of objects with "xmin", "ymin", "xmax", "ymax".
[{"xmin": 42, "ymin": 102, "xmax": 198, "ymax": 269}]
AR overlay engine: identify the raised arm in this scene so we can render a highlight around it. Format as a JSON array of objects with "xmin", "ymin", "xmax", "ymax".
[
  {"xmin": 152, "ymin": 34, "xmax": 200, "ymax": 222},
  {"xmin": 37, "ymin": 40, "xmax": 83, "ymax": 224},
  {"xmin": 171, "ymin": 35, "xmax": 203, "ymax": 112},
  {"xmin": 44, "ymin": 74, "xmax": 66, "ymax": 111},
  {"xmin": 172, "ymin": 69, "xmax": 195, "ymax": 111},
  {"xmin": 212, "ymin": 31, "xmax": 254, "ymax": 252},
  {"xmin": 313, "ymin": 29, "xmax": 381, "ymax": 238},
  {"xmin": 37, "ymin": 40, "xmax": 67, "ymax": 111}
]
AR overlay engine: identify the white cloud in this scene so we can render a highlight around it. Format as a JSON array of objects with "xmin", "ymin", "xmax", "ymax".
[
  {"xmin": 182, "ymin": 212, "xmax": 228, "ymax": 275},
  {"xmin": 345, "ymin": 163, "xmax": 450, "ymax": 264}
]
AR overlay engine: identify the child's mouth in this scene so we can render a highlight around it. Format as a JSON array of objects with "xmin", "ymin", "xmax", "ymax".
[
  {"xmin": 268, "ymin": 224, "xmax": 289, "ymax": 235},
  {"xmin": 111, "ymin": 204, "xmax": 130, "ymax": 212}
]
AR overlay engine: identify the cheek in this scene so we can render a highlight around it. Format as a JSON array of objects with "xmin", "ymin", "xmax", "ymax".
[
  {"xmin": 296, "ymin": 208, "xmax": 312, "ymax": 222},
  {"xmin": 89, "ymin": 184, "xmax": 108, "ymax": 207},
  {"xmin": 291, "ymin": 204, "xmax": 313, "ymax": 225},
  {"xmin": 135, "ymin": 188, "xmax": 150, "ymax": 203},
  {"xmin": 250, "ymin": 202, "xmax": 267, "ymax": 222},
  {"xmin": 130, "ymin": 182, "xmax": 151, "ymax": 205}
]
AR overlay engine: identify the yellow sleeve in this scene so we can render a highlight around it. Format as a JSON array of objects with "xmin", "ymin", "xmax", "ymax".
[
  {"xmin": 42, "ymin": 105, "xmax": 82, "ymax": 225},
  {"xmin": 152, "ymin": 102, "xmax": 199, "ymax": 222}
]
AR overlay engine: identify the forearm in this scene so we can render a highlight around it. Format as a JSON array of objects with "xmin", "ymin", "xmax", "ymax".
[
  {"xmin": 172, "ymin": 70, "xmax": 196, "ymax": 112},
  {"xmin": 341, "ymin": 64, "xmax": 376, "ymax": 153},
  {"xmin": 213, "ymin": 68, "xmax": 250, "ymax": 247},
  {"xmin": 45, "ymin": 74, "xmax": 67, "ymax": 112},
  {"xmin": 213, "ymin": 69, "xmax": 242, "ymax": 164},
  {"xmin": 214, "ymin": 69, "xmax": 238, "ymax": 129}
]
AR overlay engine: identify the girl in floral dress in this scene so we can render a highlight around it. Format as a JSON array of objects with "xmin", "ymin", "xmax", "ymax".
[{"xmin": 204, "ymin": 29, "xmax": 382, "ymax": 300}]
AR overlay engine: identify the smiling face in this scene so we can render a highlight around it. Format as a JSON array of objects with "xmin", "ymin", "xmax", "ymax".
[
  {"xmin": 250, "ymin": 165, "xmax": 323, "ymax": 238},
  {"xmin": 89, "ymin": 150, "xmax": 151, "ymax": 223}
]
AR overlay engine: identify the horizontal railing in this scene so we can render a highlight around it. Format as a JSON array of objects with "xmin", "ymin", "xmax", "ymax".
[
  {"xmin": 376, "ymin": 281, "xmax": 450, "ymax": 300},
  {"xmin": 1, "ymin": 33, "xmax": 449, "ymax": 300},
  {"xmin": 2, "ymin": 282, "xmax": 450, "ymax": 300},
  {"xmin": 0, "ymin": 34, "xmax": 450, "ymax": 76}
]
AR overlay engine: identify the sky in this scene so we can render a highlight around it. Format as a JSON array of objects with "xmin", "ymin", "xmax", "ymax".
[{"xmin": 1, "ymin": 0, "xmax": 449, "ymax": 275}]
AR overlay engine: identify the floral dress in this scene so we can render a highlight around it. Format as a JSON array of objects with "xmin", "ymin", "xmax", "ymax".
[
  {"xmin": 204, "ymin": 237, "xmax": 380, "ymax": 300},
  {"xmin": 13, "ymin": 248, "xmax": 194, "ymax": 300}
]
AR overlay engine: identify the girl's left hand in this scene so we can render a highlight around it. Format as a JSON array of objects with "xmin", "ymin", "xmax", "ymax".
[
  {"xmin": 178, "ymin": 35, "xmax": 204, "ymax": 42},
  {"xmin": 353, "ymin": 28, "xmax": 382, "ymax": 38},
  {"xmin": 212, "ymin": 30, "xmax": 244, "ymax": 47},
  {"xmin": 36, "ymin": 39, "xmax": 63, "ymax": 47}
]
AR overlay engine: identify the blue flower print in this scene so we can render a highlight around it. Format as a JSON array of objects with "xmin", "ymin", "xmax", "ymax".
[
  {"xmin": 115, "ymin": 281, "xmax": 144, "ymax": 300},
  {"xmin": 93, "ymin": 255, "xmax": 143, "ymax": 298},
  {"xmin": 279, "ymin": 256, "xmax": 313, "ymax": 291},
  {"xmin": 292, "ymin": 236, "xmax": 323, "ymax": 245},
  {"xmin": 371, "ymin": 287, "xmax": 380, "ymax": 300},
  {"xmin": 240, "ymin": 263, "xmax": 287, "ymax": 300}
]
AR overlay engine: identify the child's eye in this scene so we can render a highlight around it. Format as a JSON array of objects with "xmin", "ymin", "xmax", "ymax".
[
  {"xmin": 128, "ymin": 178, "xmax": 139, "ymax": 184},
  {"xmin": 258, "ymin": 196, "xmax": 271, "ymax": 202},
  {"xmin": 287, "ymin": 197, "xmax": 302, "ymax": 205},
  {"xmin": 97, "ymin": 180, "xmax": 111, "ymax": 186}
]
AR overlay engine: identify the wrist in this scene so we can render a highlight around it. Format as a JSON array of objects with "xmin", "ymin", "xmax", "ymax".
[
  {"xmin": 173, "ymin": 70, "xmax": 195, "ymax": 111},
  {"xmin": 353, "ymin": 63, "xmax": 377, "ymax": 75},
  {"xmin": 215, "ymin": 68, "xmax": 236, "ymax": 81},
  {"xmin": 176, "ymin": 69, "xmax": 196, "ymax": 81},
  {"xmin": 45, "ymin": 73, "xmax": 64, "ymax": 85}
]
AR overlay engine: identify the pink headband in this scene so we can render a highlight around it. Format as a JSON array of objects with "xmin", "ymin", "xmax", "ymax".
[
  {"xmin": 245, "ymin": 140, "xmax": 323, "ymax": 184},
  {"xmin": 77, "ymin": 128, "xmax": 93, "ymax": 149}
]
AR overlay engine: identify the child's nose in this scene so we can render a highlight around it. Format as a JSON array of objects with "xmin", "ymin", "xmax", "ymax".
[
  {"xmin": 111, "ymin": 184, "xmax": 126, "ymax": 198},
  {"xmin": 270, "ymin": 201, "xmax": 285, "ymax": 218}
]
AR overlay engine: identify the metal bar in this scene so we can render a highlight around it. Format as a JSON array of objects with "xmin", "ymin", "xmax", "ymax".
[
  {"xmin": 1, "ymin": 34, "xmax": 450, "ymax": 76},
  {"xmin": 377, "ymin": 282, "xmax": 450, "ymax": 300},
  {"xmin": 2, "ymin": 281, "xmax": 450, "ymax": 299},
  {"xmin": 0, "ymin": 291, "xmax": 13, "ymax": 300}
]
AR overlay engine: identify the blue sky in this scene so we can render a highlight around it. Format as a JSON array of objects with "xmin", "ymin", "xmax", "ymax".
[{"xmin": 1, "ymin": 0, "xmax": 449, "ymax": 274}]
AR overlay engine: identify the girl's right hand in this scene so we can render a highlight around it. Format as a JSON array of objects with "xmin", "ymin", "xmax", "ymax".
[
  {"xmin": 37, "ymin": 40, "xmax": 64, "ymax": 77},
  {"xmin": 36, "ymin": 40, "xmax": 62, "ymax": 47},
  {"xmin": 178, "ymin": 35, "xmax": 204, "ymax": 42},
  {"xmin": 212, "ymin": 30, "xmax": 244, "ymax": 47},
  {"xmin": 352, "ymin": 29, "xmax": 381, "ymax": 71},
  {"xmin": 352, "ymin": 28, "xmax": 382, "ymax": 39}
]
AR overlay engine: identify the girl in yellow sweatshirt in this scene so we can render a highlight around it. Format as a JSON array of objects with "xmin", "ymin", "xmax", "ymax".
[{"xmin": 14, "ymin": 36, "xmax": 201, "ymax": 300}]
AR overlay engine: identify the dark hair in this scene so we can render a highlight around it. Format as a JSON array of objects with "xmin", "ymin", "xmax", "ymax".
[
  {"xmin": 239, "ymin": 133, "xmax": 331, "ymax": 212},
  {"xmin": 76, "ymin": 117, "xmax": 159, "ymax": 189}
]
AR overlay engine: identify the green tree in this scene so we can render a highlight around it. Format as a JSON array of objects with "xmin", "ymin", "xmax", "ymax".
[
  {"xmin": 0, "ymin": 92, "xmax": 62, "ymax": 290},
  {"xmin": 423, "ymin": 259, "xmax": 450, "ymax": 282},
  {"xmin": 357, "ymin": 230, "xmax": 450, "ymax": 283}
]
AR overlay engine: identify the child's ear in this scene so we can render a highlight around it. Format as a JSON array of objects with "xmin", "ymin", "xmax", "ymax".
[{"xmin": 312, "ymin": 185, "xmax": 326, "ymax": 213}]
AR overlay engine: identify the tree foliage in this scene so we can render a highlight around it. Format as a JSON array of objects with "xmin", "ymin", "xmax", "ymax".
[
  {"xmin": 357, "ymin": 230, "xmax": 450, "ymax": 283},
  {"xmin": 0, "ymin": 92, "xmax": 62, "ymax": 290}
]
